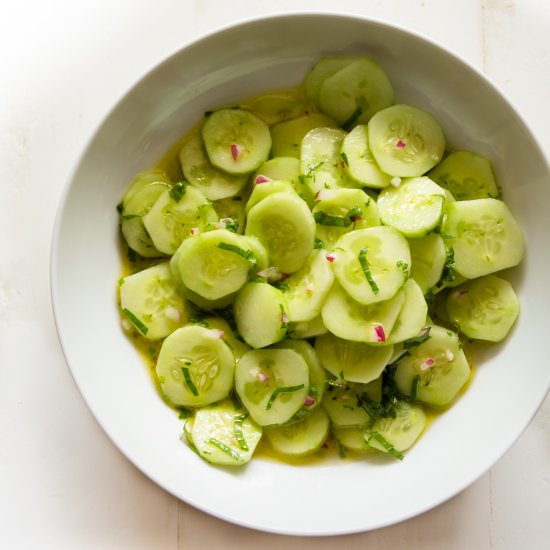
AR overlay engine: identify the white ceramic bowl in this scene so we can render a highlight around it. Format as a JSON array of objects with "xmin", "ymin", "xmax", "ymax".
[{"xmin": 51, "ymin": 13, "xmax": 550, "ymax": 536}]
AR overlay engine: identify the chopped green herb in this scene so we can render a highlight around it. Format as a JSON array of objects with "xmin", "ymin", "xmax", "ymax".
[
  {"xmin": 273, "ymin": 281, "xmax": 290, "ymax": 292},
  {"xmin": 207, "ymin": 438, "xmax": 243, "ymax": 462},
  {"xmin": 181, "ymin": 366, "xmax": 199, "ymax": 396},
  {"xmin": 435, "ymin": 246, "xmax": 456, "ymax": 288},
  {"xmin": 314, "ymin": 237, "xmax": 325, "ymax": 249},
  {"xmin": 266, "ymin": 384, "xmax": 305, "ymax": 410},
  {"xmin": 169, "ymin": 181, "xmax": 188, "ymax": 202},
  {"xmin": 340, "ymin": 152, "xmax": 349, "ymax": 166},
  {"xmin": 222, "ymin": 218, "xmax": 239, "ymax": 233},
  {"xmin": 367, "ymin": 431, "xmax": 404, "ymax": 460},
  {"xmin": 233, "ymin": 414, "xmax": 249, "ymax": 452},
  {"xmin": 397, "ymin": 260, "xmax": 410, "ymax": 278},
  {"xmin": 342, "ymin": 106, "xmax": 364, "ymax": 131},
  {"xmin": 116, "ymin": 201, "xmax": 124, "ymax": 213},
  {"xmin": 410, "ymin": 374, "xmax": 421, "ymax": 399},
  {"xmin": 216, "ymin": 242, "xmax": 257, "ymax": 267},
  {"xmin": 120, "ymin": 214, "xmax": 139, "ymax": 221},
  {"xmin": 314, "ymin": 205, "xmax": 363, "ymax": 228},
  {"xmin": 358, "ymin": 247, "xmax": 379, "ymax": 294},
  {"xmin": 122, "ymin": 308, "xmax": 149, "ymax": 335},
  {"xmin": 403, "ymin": 326, "xmax": 432, "ymax": 350},
  {"xmin": 178, "ymin": 407, "xmax": 192, "ymax": 419},
  {"xmin": 189, "ymin": 314, "xmax": 209, "ymax": 328}
]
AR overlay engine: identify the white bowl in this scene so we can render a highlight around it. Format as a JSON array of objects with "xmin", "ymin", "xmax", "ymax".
[{"xmin": 51, "ymin": 13, "xmax": 550, "ymax": 535}]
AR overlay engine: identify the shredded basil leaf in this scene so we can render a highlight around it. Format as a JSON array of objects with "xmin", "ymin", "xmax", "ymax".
[
  {"xmin": 181, "ymin": 366, "xmax": 199, "ymax": 396},
  {"xmin": 342, "ymin": 106, "xmax": 364, "ymax": 131},
  {"xmin": 216, "ymin": 242, "xmax": 257, "ymax": 267},
  {"xmin": 340, "ymin": 152, "xmax": 349, "ymax": 166},
  {"xmin": 233, "ymin": 414, "xmax": 249, "ymax": 452},
  {"xmin": 403, "ymin": 326, "xmax": 432, "ymax": 349},
  {"xmin": 207, "ymin": 438, "xmax": 243, "ymax": 462},
  {"xmin": 358, "ymin": 247, "xmax": 379, "ymax": 294},
  {"xmin": 266, "ymin": 384, "xmax": 305, "ymax": 410},
  {"xmin": 367, "ymin": 431, "xmax": 404, "ymax": 460},
  {"xmin": 169, "ymin": 181, "xmax": 188, "ymax": 202},
  {"xmin": 122, "ymin": 308, "xmax": 149, "ymax": 335},
  {"xmin": 410, "ymin": 374, "xmax": 421, "ymax": 399},
  {"xmin": 178, "ymin": 407, "xmax": 192, "ymax": 419}
]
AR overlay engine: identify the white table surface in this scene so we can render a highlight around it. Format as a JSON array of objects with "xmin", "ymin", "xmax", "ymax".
[{"xmin": 1, "ymin": 1, "xmax": 549, "ymax": 548}]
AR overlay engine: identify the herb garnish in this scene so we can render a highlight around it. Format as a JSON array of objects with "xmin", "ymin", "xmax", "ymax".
[
  {"xmin": 233, "ymin": 414, "xmax": 249, "ymax": 451},
  {"xmin": 207, "ymin": 438, "xmax": 243, "ymax": 462},
  {"xmin": 266, "ymin": 385, "xmax": 305, "ymax": 410},
  {"xmin": 122, "ymin": 308, "xmax": 149, "ymax": 336},
  {"xmin": 169, "ymin": 181, "xmax": 188, "ymax": 202},
  {"xmin": 366, "ymin": 431, "xmax": 404, "ymax": 461},
  {"xmin": 216, "ymin": 242, "xmax": 257, "ymax": 267},
  {"xmin": 342, "ymin": 106, "xmax": 364, "ymax": 131},
  {"xmin": 358, "ymin": 247, "xmax": 379, "ymax": 294},
  {"xmin": 181, "ymin": 366, "xmax": 199, "ymax": 396},
  {"xmin": 314, "ymin": 205, "xmax": 363, "ymax": 227}
]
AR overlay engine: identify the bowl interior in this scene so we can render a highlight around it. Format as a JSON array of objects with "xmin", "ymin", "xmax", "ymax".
[{"xmin": 51, "ymin": 13, "xmax": 550, "ymax": 535}]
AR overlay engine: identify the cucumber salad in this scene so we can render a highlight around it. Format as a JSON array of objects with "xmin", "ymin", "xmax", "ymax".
[{"xmin": 117, "ymin": 55, "xmax": 524, "ymax": 465}]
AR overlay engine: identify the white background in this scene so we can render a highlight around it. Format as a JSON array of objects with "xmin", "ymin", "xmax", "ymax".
[{"xmin": 1, "ymin": 1, "xmax": 549, "ymax": 548}]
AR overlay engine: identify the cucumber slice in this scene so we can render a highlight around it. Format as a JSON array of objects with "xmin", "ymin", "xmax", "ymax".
[
  {"xmin": 446, "ymin": 275, "xmax": 520, "ymax": 342},
  {"xmin": 441, "ymin": 198, "xmax": 524, "ymax": 278},
  {"xmin": 245, "ymin": 192, "xmax": 316, "ymax": 274},
  {"xmin": 119, "ymin": 168, "xmax": 172, "ymax": 206},
  {"xmin": 304, "ymin": 56, "xmax": 356, "ymax": 109},
  {"xmin": 290, "ymin": 314, "xmax": 328, "ymax": 339},
  {"xmin": 428, "ymin": 150, "xmax": 499, "ymax": 200},
  {"xmin": 321, "ymin": 281, "xmax": 405, "ymax": 344},
  {"xmin": 170, "ymin": 229, "xmax": 257, "ymax": 301},
  {"xmin": 387, "ymin": 279, "xmax": 428, "ymax": 344},
  {"xmin": 340, "ymin": 124, "xmax": 393, "ymax": 189},
  {"xmin": 179, "ymin": 135, "xmax": 247, "ymax": 200},
  {"xmin": 284, "ymin": 249, "xmax": 335, "ymax": 323},
  {"xmin": 234, "ymin": 282, "xmax": 288, "ymax": 348},
  {"xmin": 120, "ymin": 179, "xmax": 171, "ymax": 258},
  {"xmin": 312, "ymin": 188, "xmax": 380, "ymax": 250},
  {"xmin": 393, "ymin": 324, "xmax": 470, "ymax": 407},
  {"xmin": 265, "ymin": 407, "xmax": 330, "ymax": 456},
  {"xmin": 368, "ymin": 104, "xmax": 445, "ymax": 177},
  {"xmin": 300, "ymin": 127, "xmax": 348, "ymax": 195},
  {"xmin": 365, "ymin": 401, "xmax": 426, "ymax": 456},
  {"xmin": 156, "ymin": 325, "xmax": 235, "ymax": 407},
  {"xmin": 212, "ymin": 195, "xmax": 246, "ymax": 235},
  {"xmin": 322, "ymin": 378, "xmax": 381, "ymax": 428},
  {"xmin": 409, "ymin": 233, "xmax": 447, "ymax": 294},
  {"xmin": 119, "ymin": 262, "xmax": 190, "ymax": 340},
  {"xmin": 331, "ymin": 226, "xmax": 411, "ymax": 305},
  {"xmin": 190, "ymin": 399, "xmax": 263, "ymax": 465},
  {"xmin": 333, "ymin": 426, "xmax": 374, "ymax": 453},
  {"xmin": 242, "ymin": 91, "xmax": 306, "ymax": 124},
  {"xmin": 271, "ymin": 112, "xmax": 338, "ymax": 159},
  {"xmin": 234, "ymin": 348, "xmax": 310, "ymax": 426},
  {"xmin": 319, "ymin": 57, "xmax": 394, "ymax": 127},
  {"xmin": 143, "ymin": 183, "xmax": 218, "ymax": 255},
  {"xmin": 202, "ymin": 108, "xmax": 271, "ymax": 174},
  {"xmin": 271, "ymin": 339, "xmax": 327, "ymax": 413},
  {"xmin": 202, "ymin": 317, "xmax": 251, "ymax": 362},
  {"xmin": 377, "ymin": 177, "xmax": 446, "ymax": 237},
  {"xmin": 315, "ymin": 332, "xmax": 393, "ymax": 384},
  {"xmin": 245, "ymin": 179, "xmax": 296, "ymax": 214}
]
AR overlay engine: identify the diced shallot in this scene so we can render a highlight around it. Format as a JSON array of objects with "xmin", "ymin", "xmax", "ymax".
[
  {"xmin": 304, "ymin": 396, "xmax": 316, "ymax": 407},
  {"xmin": 257, "ymin": 371, "xmax": 269, "ymax": 383},
  {"xmin": 420, "ymin": 357, "xmax": 436, "ymax": 371},
  {"xmin": 255, "ymin": 175, "xmax": 270, "ymax": 184},
  {"xmin": 164, "ymin": 306, "xmax": 182, "ymax": 322},
  {"xmin": 326, "ymin": 253, "xmax": 338, "ymax": 263},
  {"xmin": 230, "ymin": 143, "xmax": 242, "ymax": 161},
  {"xmin": 209, "ymin": 329, "xmax": 225, "ymax": 339},
  {"xmin": 374, "ymin": 325, "xmax": 386, "ymax": 342}
]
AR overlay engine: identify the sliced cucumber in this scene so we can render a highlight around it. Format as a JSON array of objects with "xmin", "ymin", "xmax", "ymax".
[
  {"xmin": 190, "ymin": 399, "xmax": 263, "ymax": 465},
  {"xmin": 386, "ymin": 278, "xmax": 428, "ymax": 344},
  {"xmin": 245, "ymin": 179, "xmax": 296, "ymax": 214},
  {"xmin": 290, "ymin": 314, "xmax": 328, "ymax": 339},
  {"xmin": 242, "ymin": 90, "xmax": 306, "ymax": 124},
  {"xmin": 245, "ymin": 192, "xmax": 316, "ymax": 274},
  {"xmin": 202, "ymin": 108, "xmax": 271, "ymax": 174},
  {"xmin": 441, "ymin": 198, "xmax": 524, "ymax": 278},
  {"xmin": 202, "ymin": 317, "xmax": 251, "ymax": 362},
  {"xmin": 300, "ymin": 127, "xmax": 348, "ymax": 195},
  {"xmin": 179, "ymin": 134, "xmax": 247, "ymax": 200},
  {"xmin": 319, "ymin": 57, "xmax": 394, "ymax": 127},
  {"xmin": 393, "ymin": 324, "xmax": 470, "ymax": 407},
  {"xmin": 322, "ymin": 378, "xmax": 381, "ymax": 428},
  {"xmin": 143, "ymin": 183, "xmax": 218, "ymax": 255},
  {"xmin": 234, "ymin": 282, "xmax": 288, "ymax": 348},
  {"xmin": 340, "ymin": 124, "xmax": 393, "ymax": 189},
  {"xmin": 119, "ymin": 168, "xmax": 172, "ymax": 206},
  {"xmin": 377, "ymin": 177, "xmax": 446, "ymax": 237},
  {"xmin": 446, "ymin": 275, "xmax": 520, "ymax": 342},
  {"xmin": 120, "ymin": 179, "xmax": 171, "ymax": 258},
  {"xmin": 409, "ymin": 233, "xmax": 447, "ymax": 294},
  {"xmin": 156, "ymin": 325, "xmax": 235, "ymax": 407},
  {"xmin": 365, "ymin": 401, "xmax": 426, "ymax": 456},
  {"xmin": 368, "ymin": 104, "xmax": 445, "ymax": 177},
  {"xmin": 321, "ymin": 281, "xmax": 405, "ymax": 344},
  {"xmin": 304, "ymin": 56, "xmax": 356, "ymax": 109},
  {"xmin": 333, "ymin": 426, "xmax": 374, "ymax": 453},
  {"xmin": 428, "ymin": 150, "xmax": 499, "ymax": 200},
  {"xmin": 331, "ymin": 226, "xmax": 411, "ymax": 305},
  {"xmin": 170, "ymin": 229, "xmax": 257, "ymax": 301},
  {"xmin": 265, "ymin": 407, "xmax": 330, "ymax": 456},
  {"xmin": 234, "ymin": 348, "xmax": 310, "ymax": 426},
  {"xmin": 284, "ymin": 249, "xmax": 335, "ymax": 323},
  {"xmin": 271, "ymin": 112, "xmax": 337, "ymax": 158},
  {"xmin": 312, "ymin": 187, "xmax": 380, "ymax": 250},
  {"xmin": 119, "ymin": 262, "xmax": 190, "ymax": 340},
  {"xmin": 315, "ymin": 332, "xmax": 393, "ymax": 384},
  {"xmin": 271, "ymin": 339, "xmax": 327, "ymax": 413}
]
